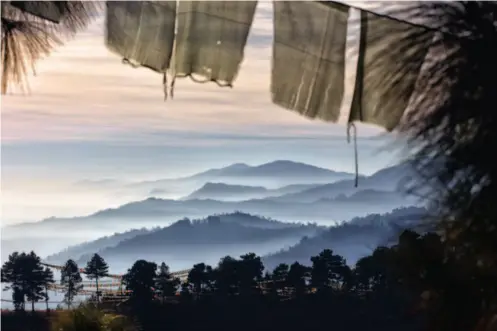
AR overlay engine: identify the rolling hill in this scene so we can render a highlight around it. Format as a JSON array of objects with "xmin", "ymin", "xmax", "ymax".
[
  {"xmin": 44, "ymin": 227, "xmax": 155, "ymax": 264},
  {"xmin": 2, "ymin": 161, "xmax": 420, "ymax": 260},
  {"xmin": 262, "ymin": 206, "xmax": 428, "ymax": 269},
  {"xmin": 272, "ymin": 161, "xmax": 417, "ymax": 203},
  {"xmin": 4, "ymin": 187, "xmax": 415, "ymax": 239},
  {"xmin": 185, "ymin": 182, "xmax": 268, "ymax": 200},
  {"xmin": 64, "ymin": 213, "xmax": 325, "ymax": 272},
  {"xmin": 183, "ymin": 182, "xmax": 320, "ymax": 201},
  {"xmin": 127, "ymin": 160, "xmax": 356, "ymax": 195}
]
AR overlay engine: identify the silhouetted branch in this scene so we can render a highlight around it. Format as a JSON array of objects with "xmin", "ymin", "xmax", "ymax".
[{"xmin": 1, "ymin": 1, "xmax": 103, "ymax": 94}]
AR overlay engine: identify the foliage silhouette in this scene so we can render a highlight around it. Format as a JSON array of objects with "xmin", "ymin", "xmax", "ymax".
[
  {"xmin": 1, "ymin": 251, "xmax": 49, "ymax": 311},
  {"xmin": 85, "ymin": 253, "xmax": 109, "ymax": 306},
  {"xmin": 286, "ymin": 262, "xmax": 310, "ymax": 298},
  {"xmin": 347, "ymin": 2, "xmax": 497, "ymax": 329},
  {"xmin": 310, "ymin": 248, "xmax": 350, "ymax": 293},
  {"xmin": 122, "ymin": 260, "xmax": 157, "ymax": 306},
  {"xmin": 0, "ymin": 229, "xmax": 478, "ymax": 331},
  {"xmin": 60, "ymin": 259, "xmax": 83, "ymax": 309},
  {"xmin": 42, "ymin": 266, "xmax": 55, "ymax": 311},
  {"xmin": 155, "ymin": 262, "xmax": 180, "ymax": 302},
  {"xmin": 49, "ymin": 304, "xmax": 137, "ymax": 331},
  {"xmin": 187, "ymin": 263, "xmax": 213, "ymax": 299},
  {"xmin": 0, "ymin": 1, "xmax": 102, "ymax": 93}
]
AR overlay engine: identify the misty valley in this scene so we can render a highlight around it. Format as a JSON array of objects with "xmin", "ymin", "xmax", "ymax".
[
  {"xmin": 2, "ymin": 1, "xmax": 493, "ymax": 331},
  {"xmin": 1, "ymin": 160, "xmax": 424, "ymax": 294}
]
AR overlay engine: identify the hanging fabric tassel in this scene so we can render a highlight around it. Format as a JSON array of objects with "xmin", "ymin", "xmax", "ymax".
[
  {"xmin": 347, "ymin": 122, "xmax": 359, "ymax": 188},
  {"xmin": 170, "ymin": 76, "xmax": 176, "ymax": 99},
  {"xmin": 163, "ymin": 73, "xmax": 168, "ymax": 101}
]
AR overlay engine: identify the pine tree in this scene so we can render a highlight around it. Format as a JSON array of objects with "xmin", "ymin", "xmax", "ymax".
[
  {"xmin": 187, "ymin": 263, "xmax": 213, "ymax": 299},
  {"xmin": 123, "ymin": 260, "xmax": 157, "ymax": 305},
  {"xmin": 287, "ymin": 262, "xmax": 310, "ymax": 298},
  {"xmin": 155, "ymin": 262, "xmax": 180, "ymax": 302},
  {"xmin": 1, "ymin": 251, "xmax": 47, "ymax": 311},
  {"xmin": 42, "ymin": 267, "xmax": 55, "ymax": 311},
  {"xmin": 271, "ymin": 263, "xmax": 290, "ymax": 297},
  {"xmin": 179, "ymin": 282, "xmax": 192, "ymax": 301},
  {"xmin": 85, "ymin": 253, "xmax": 109, "ymax": 305},
  {"xmin": 60, "ymin": 259, "xmax": 83, "ymax": 309},
  {"xmin": 26, "ymin": 252, "xmax": 47, "ymax": 311}
]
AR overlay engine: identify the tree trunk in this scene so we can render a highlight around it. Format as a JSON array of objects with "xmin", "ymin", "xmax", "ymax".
[
  {"xmin": 31, "ymin": 300, "xmax": 35, "ymax": 312},
  {"xmin": 95, "ymin": 277, "xmax": 100, "ymax": 307},
  {"xmin": 45, "ymin": 286, "xmax": 49, "ymax": 311}
]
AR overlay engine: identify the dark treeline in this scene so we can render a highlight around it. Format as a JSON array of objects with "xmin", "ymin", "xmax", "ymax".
[{"xmin": 2, "ymin": 227, "xmax": 494, "ymax": 331}]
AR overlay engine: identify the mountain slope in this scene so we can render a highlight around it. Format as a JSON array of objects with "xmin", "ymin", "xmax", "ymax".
[
  {"xmin": 43, "ymin": 212, "xmax": 322, "ymax": 265},
  {"xmin": 44, "ymin": 227, "xmax": 154, "ymax": 264},
  {"xmin": 4, "ymin": 188, "xmax": 417, "ymax": 243},
  {"xmin": 129, "ymin": 160, "xmax": 355, "ymax": 194},
  {"xmin": 272, "ymin": 162, "xmax": 417, "ymax": 203},
  {"xmin": 183, "ymin": 182, "xmax": 321, "ymax": 201},
  {"xmin": 263, "ymin": 206, "xmax": 427, "ymax": 269},
  {"xmin": 235, "ymin": 160, "xmax": 350, "ymax": 178},
  {"xmin": 73, "ymin": 213, "xmax": 324, "ymax": 272},
  {"xmin": 185, "ymin": 182, "xmax": 268, "ymax": 200},
  {"xmin": 188, "ymin": 163, "xmax": 252, "ymax": 179}
]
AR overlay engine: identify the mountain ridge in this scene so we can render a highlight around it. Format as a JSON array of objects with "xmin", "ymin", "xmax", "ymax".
[
  {"xmin": 45, "ymin": 212, "xmax": 319, "ymax": 265},
  {"xmin": 4, "ymin": 162, "xmax": 418, "ymax": 236},
  {"xmin": 126, "ymin": 160, "xmax": 357, "ymax": 192},
  {"xmin": 272, "ymin": 161, "xmax": 416, "ymax": 203},
  {"xmin": 263, "ymin": 206, "xmax": 427, "ymax": 269},
  {"xmin": 67, "ymin": 212, "xmax": 325, "ymax": 271},
  {"xmin": 183, "ymin": 182, "xmax": 321, "ymax": 201}
]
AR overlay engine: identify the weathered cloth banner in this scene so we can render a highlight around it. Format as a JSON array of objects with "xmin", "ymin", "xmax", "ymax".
[
  {"xmin": 172, "ymin": 1, "xmax": 257, "ymax": 86},
  {"xmin": 4, "ymin": 0, "xmax": 432, "ymax": 136},
  {"xmin": 271, "ymin": 1, "xmax": 349, "ymax": 122},
  {"xmin": 105, "ymin": 1, "xmax": 177, "ymax": 73},
  {"xmin": 349, "ymin": 11, "xmax": 432, "ymax": 131},
  {"xmin": 10, "ymin": 1, "xmax": 64, "ymax": 23}
]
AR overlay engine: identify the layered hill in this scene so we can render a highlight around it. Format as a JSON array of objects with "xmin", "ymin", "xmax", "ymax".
[
  {"xmin": 263, "ymin": 206, "xmax": 428, "ymax": 269},
  {"xmin": 58, "ymin": 213, "xmax": 325, "ymax": 272},
  {"xmin": 2, "ymin": 161, "xmax": 420, "ymax": 260},
  {"xmin": 183, "ymin": 182, "xmax": 320, "ymax": 201},
  {"xmin": 271, "ymin": 161, "xmax": 416, "ymax": 203},
  {"xmin": 126, "ymin": 160, "xmax": 356, "ymax": 196}
]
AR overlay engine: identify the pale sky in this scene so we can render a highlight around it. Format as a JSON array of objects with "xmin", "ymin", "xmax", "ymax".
[{"xmin": 1, "ymin": 1, "xmax": 407, "ymax": 224}]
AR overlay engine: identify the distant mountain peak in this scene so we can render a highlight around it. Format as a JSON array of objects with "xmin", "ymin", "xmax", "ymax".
[
  {"xmin": 259, "ymin": 160, "xmax": 318, "ymax": 168},
  {"xmin": 224, "ymin": 163, "xmax": 250, "ymax": 170},
  {"xmin": 201, "ymin": 182, "xmax": 265, "ymax": 189},
  {"xmin": 246, "ymin": 160, "xmax": 349, "ymax": 178}
]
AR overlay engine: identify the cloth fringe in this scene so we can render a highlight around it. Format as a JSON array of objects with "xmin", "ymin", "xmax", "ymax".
[{"xmin": 347, "ymin": 122, "xmax": 359, "ymax": 188}]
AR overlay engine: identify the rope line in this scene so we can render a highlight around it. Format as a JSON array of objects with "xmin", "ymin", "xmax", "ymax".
[
  {"xmin": 330, "ymin": 0, "xmax": 472, "ymax": 41},
  {"xmin": 40, "ymin": 262, "xmax": 192, "ymax": 280}
]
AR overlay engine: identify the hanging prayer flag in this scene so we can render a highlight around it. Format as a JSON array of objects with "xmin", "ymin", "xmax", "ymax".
[
  {"xmin": 172, "ymin": 1, "xmax": 257, "ymax": 86},
  {"xmin": 106, "ymin": 1, "xmax": 177, "ymax": 73},
  {"xmin": 10, "ymin": 1, "xmax": 63, "ymax": 23},
  {"xmin": 349, "ymin": 10, "xmax": 432, "ymax": 131},
  {"xmin": 271, "ymin": 1, "xmax": 349, "ymax": 122}
]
